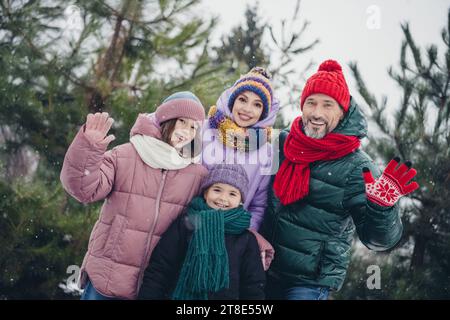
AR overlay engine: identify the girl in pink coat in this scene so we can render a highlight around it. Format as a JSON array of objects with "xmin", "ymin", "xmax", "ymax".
[{"xmin": 60, "ymin": 92, "xmax": 208, "ymax": 300}]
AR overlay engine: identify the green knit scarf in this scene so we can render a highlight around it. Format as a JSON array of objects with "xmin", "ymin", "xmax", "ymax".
[{"xmin": 172, "ymin": 196, "xmax": 251, "ymax": 300}]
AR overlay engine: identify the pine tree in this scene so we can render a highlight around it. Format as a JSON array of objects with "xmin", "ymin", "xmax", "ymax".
[
  {"xmin": 214, "ymin": 4, "xmax": 267, "ymax": 74},
  {"xmin": 0, "ymin": 0, "xmax": 222, "ymax": 299},
  {"xmin": 213, "ymin": 0, "xmax": 318, "ymax": 129},
  {"xmin": 348, "ymin": 9, "xmax": 450, "ymax": 298}
]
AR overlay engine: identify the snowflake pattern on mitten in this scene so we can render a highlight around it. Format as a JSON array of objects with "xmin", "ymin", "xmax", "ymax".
[{"xmin": 362, "ymin": 157, "xmax": 419, "ymax": 207}]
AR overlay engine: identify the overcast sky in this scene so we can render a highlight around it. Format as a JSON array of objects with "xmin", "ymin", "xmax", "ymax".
[{"xmin": 199, "ymin": 0, "xmax": 449, "ymax": 123}]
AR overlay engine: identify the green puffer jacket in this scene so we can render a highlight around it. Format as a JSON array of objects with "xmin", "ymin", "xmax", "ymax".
[{"xmin": 260, "ymin": 98, "xmax": 403, "ymax": 291}]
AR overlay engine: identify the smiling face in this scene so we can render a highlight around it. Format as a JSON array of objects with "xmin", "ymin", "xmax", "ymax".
[
  {"xmin": 231, "ymin": 91, "xmax": 264, "ymax": 127},
  {"xmin": 204, "ymin": 183, "xmax": 242, "ymax": 210},
  {"xmin": 169, "ymin": 117, "xmax": 198, "ymax": 149},
  {"xmin": 301, "ymin": 93, "xmax": 345, "ymax": 139}
]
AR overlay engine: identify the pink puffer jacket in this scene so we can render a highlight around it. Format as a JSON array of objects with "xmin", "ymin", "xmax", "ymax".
[{"xmin": 60, "ymin": 114, "xmax": 208, "ymax": 299}]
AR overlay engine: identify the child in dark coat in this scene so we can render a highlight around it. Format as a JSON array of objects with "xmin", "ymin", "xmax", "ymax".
[{"xmin": 138, "ymin": 164, "xmax": 266, "ymax": 300}]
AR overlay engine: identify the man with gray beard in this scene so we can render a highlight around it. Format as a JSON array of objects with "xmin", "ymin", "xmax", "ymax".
[{"xmin": 261, "ymin": 60, "xmax": 419, "ymax": 300}]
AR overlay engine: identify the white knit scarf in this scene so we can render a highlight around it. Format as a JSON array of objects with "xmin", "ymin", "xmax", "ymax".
[{"xmin": 130, "ymin": 134, "xmax": 200, "ymax": 170}]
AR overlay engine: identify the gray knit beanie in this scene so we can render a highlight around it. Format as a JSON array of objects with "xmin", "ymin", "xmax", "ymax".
[{"xmin": 200, "ymin": 164, "xmax": 249, "ymax": 202}]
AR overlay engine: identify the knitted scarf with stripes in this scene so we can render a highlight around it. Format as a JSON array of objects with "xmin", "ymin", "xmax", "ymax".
[{"xmin": 208, "ymin": 105, "xmax": 272, "ymax": 152}]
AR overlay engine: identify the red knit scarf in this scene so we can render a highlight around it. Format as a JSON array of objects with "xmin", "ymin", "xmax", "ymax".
[{"xmin": 273, "ymin": 116, "xmax": 361, "ymax": 205}]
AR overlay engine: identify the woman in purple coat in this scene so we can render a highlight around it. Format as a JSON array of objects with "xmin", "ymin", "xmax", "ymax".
[{"xmin": 201, "ymin": 67, "xmax": 280, "ymax": 270}]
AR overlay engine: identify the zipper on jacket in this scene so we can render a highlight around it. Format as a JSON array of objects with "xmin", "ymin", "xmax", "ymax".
[
  {"xmin": 269, "ymin": 193, "xmax": 283, "ymax": 244},
  {"xmin": 314, "ymin": 241, "xmax": 326, "ymax": 279},
  {"xmin": 149, "ymin": 169, "xmax": 168, "ymax": 240},
  {"xmin": 137, "ymin": 169, "xmax": 168, "ymax": 291}
]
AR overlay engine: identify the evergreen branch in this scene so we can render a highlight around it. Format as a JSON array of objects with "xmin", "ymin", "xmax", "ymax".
[
  {"xmin": 165, "ymin": 65, "xmax": 224, "ymax": 92},
  {"xmin": 349, "ymin": 62, "xmax": 393, "ymax": 137},
  {"xmin": 401, "ymin": 23, "xmax": 423, "ymax": 71},
  {"xmin": 111, "ymin": 81, "xmax": 143, "ymax": 92},
  {"xmin": 292, "ymin": 0, "xmax": 301, "ymax": 21},
  {"xmin": 20, "ymin": 31, "xmax": 91, "ymax": 90}
]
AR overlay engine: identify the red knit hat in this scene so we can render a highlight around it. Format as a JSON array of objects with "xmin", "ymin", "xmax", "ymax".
[{"xmin": 300, "ymin": 59, "xmax": 350, "ymax": 112}]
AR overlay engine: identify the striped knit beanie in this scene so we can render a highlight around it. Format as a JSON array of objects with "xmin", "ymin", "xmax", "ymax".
[
  {"xmin": 155, "ymin": 91, "xmax": 205, "ymax": 124},
  {"xmin": 227, "ymin": 68, "xmax": 273, "ymax": 120}
]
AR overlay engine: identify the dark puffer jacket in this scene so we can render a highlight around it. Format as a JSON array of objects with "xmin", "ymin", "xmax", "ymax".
[
  {"xmin": 138, "ymin": 214, "xmax": 266, "ymax": 300},
  {"xmin": 260, "ymin": 98, "xmax": 403, "ymax": 291}
]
